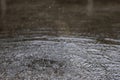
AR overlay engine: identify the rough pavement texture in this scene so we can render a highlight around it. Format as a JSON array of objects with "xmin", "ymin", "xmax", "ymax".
[{"xmin": 0, "ymin": 36, "xmax": 120, "ymax": 80}]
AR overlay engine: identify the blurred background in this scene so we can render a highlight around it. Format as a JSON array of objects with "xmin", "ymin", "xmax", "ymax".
[{"xmin": 0, "ymin": 0, "xmax": 120, "ymax": 38}]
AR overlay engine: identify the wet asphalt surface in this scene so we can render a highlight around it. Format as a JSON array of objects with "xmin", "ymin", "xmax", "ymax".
[
  {"xmin": 0, "ymin": 0, "xmax": 120, "ymax": 80},
  {"xmin": 0, "ymin": 34, "xmax": 120, "ymax": 80}
]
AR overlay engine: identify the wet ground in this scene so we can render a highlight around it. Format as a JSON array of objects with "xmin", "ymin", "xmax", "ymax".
[
  {"xmin": 0, "ymin": 0, "xmax": 120, "ymax": 80},
  {"xmin": 0, "ymin": 35, "xmax": 120, "ymax": 80}
]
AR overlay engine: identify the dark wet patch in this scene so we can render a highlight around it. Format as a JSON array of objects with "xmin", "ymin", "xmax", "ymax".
[
  {"xmin": 27, "ymin": 58, "xmax": 66, "ymax": 74},
  {"xmin": 28, "ymin": 58, "xmax": 65, "ymax": 68}
]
